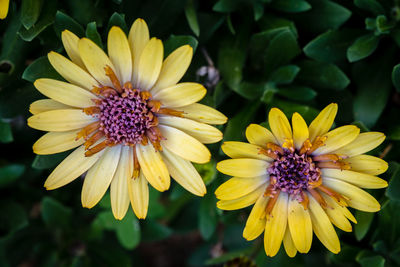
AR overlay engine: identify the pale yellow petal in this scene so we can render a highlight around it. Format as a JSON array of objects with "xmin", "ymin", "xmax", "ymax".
[
  {"xmin": 245, "ymin": 124, "xmax": 277, "ymax": 148},
  {"xmin": 61, "ymin": 30, "xmax": 86, "ymax": 69},
  {"xmin": 243, "ymin": 194, "xmax": 268, "ymax": 241},
  {"xmin": 136, "ymin": 144, "xmax": 170, "ymax": 192},
  {"xmin": 216, "ymin": 185, "xmax": 266, "ymax": 210},
  {"xmin": 221, "ymin": 141, "xmax": 273, "ymax": 161},
  {"xmin": 343, "ymin": 155, "xmax": 388, "ymax": 175},
  {"xmin": 287, "ymin": 198, "xmax": 312, "ymax": 253},
  {"xmin": 158, "ymin": 116, "xmax": 222, "ymax": 144},
  {"xmin": 313, "ymin": 125, "xmax": 360, "ymax": 155},
  {"xmin": 215, "ymin": 176, "xmax": 267, "ymax": 200},
  {"xmin": 308, "ymin": 192, "xmax": 340, "ymax": 254},
  {"xmin": 153, "ymin": 83, "xmax": 206, "ymax": 108},
  {"xmin": 110, "ymin": 146, "xmax": 131, "ymax": 220},
  {"xmin": 283, "ymin": 227, "xmax": 297, "ymax": 258},
  {"xmin": 333, "ymin": 132, "xmax": 386, "ymax": 157},
  {"xmin": 44, "ymin": 145, "xmax": 104, "ymax": 190},
  {"xmin": 176, "ymin": 103, "xmax": 227, "ymax": 125},
  {"xmin": 128, "ymin": 171, "xmax": 149, "ymax": 219},
  {"xmin": 33, "ymin": 129, "xmax": 84, "ymax": 155},
  {"xmin": 217, "ymin": 159, "xmax": 269, "ymax": 178},
  {"xmin": 0, "ymin": 0, "xmax": 9, "ymax": 19},
  {"xmin": 82, "ymin": 145, "xmax": 122, "ymax": 208},
  {"xmin": 308, "ymin": 103, "xmax": 338, "ymax": 142},
  {"xmin": 161, "ymin": 147, "xmax": 206, "ymax": 196},
  {"xmin": 321, "ymin": 192, "xmax": 352, "ymax": 232},
  {"xmin": 108, "ymin": 26, "xmax": 132, "ymax": 84},
  {"xmin": 128, "ymin": 18, "xmax": 150, "ymax": 85},
  {"xmin": 151, "ymin": 45, "xmax": 193, "ymax": 94},
  {"xmin": 136, "ymin": 38, "xmax": 163, "ymax": 90},
  {"xmin": 159, "ymin": 125, "xmax": 211, "ymax": 164},
  {"xmin": 321, "ymin": 169, "xmax": 387, "ymax": 189},
  {"xmin": 47, "ymin": 51, "xmax": 99, "ymax": 90},
  {"xmin": 292, "ymin": 112, "xmax": 309, "ymax": 150},
  {"xmin": 34, "ymin": 78, "xmax": 97, "ymax": 108},
  {"xmin": 268, "ymin": 108, "xmax": 292, "ymax": 146},
  {"xmin": 78, "ymin": 38, "xmax": 116, "ymax": 87},
  {"xmin": 30, "ymin": 99, "xmax": 72, "ymax": 115},
  {"xmin": 323, "ymin": 177, "xmax": 381, "ymax": 212},
  {"xmin": 264, "ymin": 192, "xmax": 288, "ymax": 257},
  {"xmin": 28, "ymin": 109, "xmax": 97, "ymax": 132}
]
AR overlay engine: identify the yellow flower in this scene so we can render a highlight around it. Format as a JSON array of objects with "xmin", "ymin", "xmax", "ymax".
[
  {"xmin": 216, "ymin": 103, "xmax": 388, "ymax": 257},
  {"xmin": 28, "ymin": 18, "xmax": 227, "ymax": 220},
  {"xmin": 0, "ymin": 0, "xmax": 9, "ymax": 19}
]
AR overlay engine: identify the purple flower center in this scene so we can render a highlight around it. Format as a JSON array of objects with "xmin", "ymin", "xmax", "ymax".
[
  {"xmin": 267, "ymin": 149, "xmax": 321, "ymax": 195},
  {"xmin": 97, "ymin": 90, "xmax": 154, "ymax": 145}
]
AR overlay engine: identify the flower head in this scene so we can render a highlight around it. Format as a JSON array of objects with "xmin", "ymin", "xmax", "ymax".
[
  {"xmin": 28, "ymin": 18, "xmax": 227, "ymax": 220},
  {"xmin": 216, "ymin": 103, "xmax": 388, "ymax": 257}
]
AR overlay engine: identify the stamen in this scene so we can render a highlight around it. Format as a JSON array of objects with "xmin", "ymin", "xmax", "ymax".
[
  {"xmin": 299, "ymin": 191, "xmax": 309, "ymax": 210},
  {"xmin": 317, "ymin": 161, "xmax": 350, "ymax": 170},
  {"xmin": 84, "ymin": 131, "xmax": 105, "ymax": 149},
  {"xmin": 313, "ymin": 154, "xmax": 343, "ymax": 162},
  {"xmin": 123, "ymin": 81, "xmax": 133, "ymax": 91},
  {"xmin": 92, "ymin": 86, "xmax": 118, "ymax": 97},
  {"xmin": 266, "ymin": 142, "xmax": 284, "ymax": 154},
  {"xmin": 76, "ymin": 121, "xmax": 100, "ymax": 140},
  {"xmin": 85, "ymin": 140, "xmax": 110, "ymax": 156},
  {"xmin": 105, "ymin": 66, "xmax": 122, "ymax": 93},
  {"xmin": 140, "ymin": 91, "xmax": 152, "ymax": 100},
  {"xmin": 307, "ymin": 136, "xmax": 327, "ymax": 155},
  {"xmin": 299, "ymin": 139, "xmax": 312, "ymax": 154},
  {"xmin": 265, "ymin": 190, "xmax": 280, "ymax": 217},
  {"xmin": 132, "ymin": 147, "xmax": 140, "ymax": 179},
  {"xmin": 282, "ymin": 139, "xmax": 294, "ymax": 151},
  {"xmin": 318, "ymin": 185, "xmax": 348, "ymax": 207},
  {"xmin": 147, "ymin": 100, "xmax": 161, "ymax": 112},
  {"xmin": 259, "ymin": 148, "xmax": 278, "ymax": 160},
  {"xmin": 156, "ymin": 108, "xmax": 184, "ymax": 117},
  {"xmin": 308, "ymin": 188, "xmax": 327, "ymax": 208},
  {"xmin": 83, "ymin": 106, "xmax": 101, "ymax": 115}
]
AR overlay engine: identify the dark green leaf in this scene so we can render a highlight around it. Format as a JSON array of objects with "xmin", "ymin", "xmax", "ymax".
[
  {"xmin": 198, "ymin": 190, "xmax": 217, "ymax": 240},
  {"xmin": 41, "ymin": 197, "xmax": 72, "ymax": 228},
  {"xmin": 0, "ymin": 164, "xmax": 25, "ymax": 187},
  {"xmin": 86, "ymin": 21, "xmax": 103, "ymax": 49},
  {"xmin": 257, "ymin": 14, "xmax": 298, "ymax": 37},
  {"xmin": 386, "ymin": 162, "xmax": 400, "ymax": 201},
  {"xmin": 277, "ymin": 85, "xmax": 317, "ymax": 101},
  {"xmin": 213, "ymin": 0, "xmax": 243, "ymax": 13},
  {"xmin": 205, "ymin": 247, "xmax": 253, "ymax": 265},
  {"xmin": 22, "ymin": 56, "xmax": 63, "ymax": 83},
  {"xmin": 356, "ymin": 252, "xmax": 385, "ymax": 267},
  {"xmin": 218, "ymin": 46, "xmax": 245, "ymax": 90},
  {"xmin": 354, "ymin": 0, "xmax": 385, "ymax": 16},
  {"xmin": 271, "ymin": 0, "xmax": 311, "ymax": 13},
  {"xmin": 347, "ymin": 34, "xmax": 380, "ymax": 62},
  {"xmin": 0, "ymin": 201, "xmax": 28, "ymax": 233},
  {"xmin": 141, "ymin": 220, "xmax": 172, "ymax": 242},
  {"xmin": 115, "ymin": 212, "xmax": 141, "ymax": 250},
  {"xmin": 232, "ymin": 82, "xmax": 266, "ymax": 100},
  {"xmin": 269, "ymin": 65, "xmax": 300, "ymax": 84},
  {"xmin": 274, "ymin": 99, "xmax": 319, "ymax": 123},
  {"xmin": 185, "ymin": 0, "xmax": 200, "ymax": 36},
  {"xmin": 94, "ymin": 211, "xmax": 117, "ymax": 231},
  {"xmin": 21, "ymin": 0, "xmax": 43, "ymax": 30},
  {"xmin": 354, "ymin": 210, "xmax": 374, "ymax": 240},
  {"xmin": 376, "ymin": 15, "xmax": 394, "ymax": 34},
  {"xmin": 54, "ymin": 11, "xmax": 85, "ymax": 38},
  {"xmin": 0, "ymin": 121, "xmax": 13, "ymax": 143},
  {"xmin": 392, "ymin": 63, "xmax": 400, "ymax": 92},
  {"xmin": 107, "ymin": 12, "xmax": 128, "ymax": 34},
  {"xmin": 253, "ymin": 2, "xmax": 264, "ymax": 21},
  {"xmin": 164, "ymin": 35, "xmax": 198, "ymax": 56},
  {"xmin": 194, "ymin": 160, "xmax": 217, "ymax": 186},
  {"xmin": 388, "ymin": 125, "xmax": 400, "ymax": 140},
  {"xmin": 32, "ymin": 152, "xmax": 70, "ymax": 170}
]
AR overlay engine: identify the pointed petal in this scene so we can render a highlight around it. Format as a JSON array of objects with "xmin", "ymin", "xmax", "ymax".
[
  {"xmin": 308, "ymin": 103, "xmax": 338, "ymax": 142},
  {"xmin": 268, "ymin": 108, "xmax": 292, "ymax": 146},
  {"xmin": 333, "ymin": 132, "xmax": 386, "ymax": 157},
  {"xmin": 288, "ymin": 198, "xmax": 313, "ymax": 253},
  {"xmin": 30, "ymin": 99, "xmax": 72, "ymax": 115},
  {"xmin": 217, "ymin": 159, "xmax": 269, "ymax": 178},
  {"xmin": 243, "ymin": 194, "xmax": 268, "ymax": 241},
  {"xmin": 136, "ymin": 38, "xmax": 163, "ymax": 90},
  {"xmin": 215, "ymin": 176, "xmax": 267, "ymax": 200},
  {"xmin": 321, "ymin": 192, "xmax": 352, "ymax": 232},
  {"xmin": 33, "ymin": 129, "xmax": 84, "ymax": 155},
  {"xmin": 61, "ymin": 30, "xmax": 86, "ymax": 69},
  {"xmin": 28, "ymin": 109, "xmax": 97, "ymax": 132},
  {"xmin": 221, "ymin": 141, "xmax": 273, "ymax": 161},
  {"xmin": 0, "ymin": 0, "xmax": 9, "ymax": 19},
  {"xmin": 128, "ymin": 18, "xmax": 150, "ymax": 85},
  {"xmin": 245, "ymin": 124, "xmax": 277, "ymax": 148},
  {"xmin": 216, "ymin": 185, "xmax": 266, "ymax": 210},
  {"xmin": 343, "ymin": 155, "xmax": 388, "ymax": 175},
  {"xmin": 108, "ymin": 26, "xmax": 132, "ymax": 84},
  {"xmin": 154, "ymin": 83, "xmax": 206, "ymax": 108},
  {"xmin": 313, "ymin": 125, "xmax": 360, "ymax": 155},
  {"xmin": 292, "ymin": 112, "xmax": 309, "ymax": 150},
  {"xmin": 283, "ymin": 227, "xmax": 297, "ymax": 258},
  {"xmin": 176, "ymin": 103, "xmax": 227, "ymax": 125},
  {"xmin": 128, "ymin": 171, "xmax": 149, "ymax": 219},
  {"xmin": 158, "ymin": 116, "xmax": 222, "ymax": 144},
  {"xmin": 321, "ymin": 169, "xmax": 387, "ymax": 189}
]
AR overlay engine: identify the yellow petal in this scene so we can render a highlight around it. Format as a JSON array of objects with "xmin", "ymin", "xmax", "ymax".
[
  {"xmin": 47, "ymin": 51, "xmax": 99, "ymax": 90},
  {"xmin": 34, "ymin": 78, "xmax": 97, "ymax": 108},
  {"xmin": 312, "ymin": 125, "xmax": 360, "ymax": 155},
  {"xmin": 287, "ymin": 198, "xmax": 312, "ymax": 253},
  {"xmin": 151, "ymin": 45, "xmax": 193, "ymax": 94},
  {"xmin": 136, "ymin": 144, "xmax": 170, "ymax": 192},
  {"xmin": 33, "ymin": 129, "xmax": 84, "ymax": 155},
  {"xmin": 308, "ymin": 192, "xmax": 340, "ymax": 254},
  {"xmin": 28, "ymin": 109, "xmax": 97, "ymax": 132},
  {"xmin": 245, "ymin": 124, "xmax": 277, "ymax": 148},
  {"xmin": 321, "ymin": 169, "xmax": 387, "ymax": 189},
  {"xmin": 110, "ymin": 146, "xmax": 131, "ymax": 220},
  {"xmin": 217, "ymin": 159, "xmax": 269, "ymax": 178},
  {"xmin": 292, "ymin": 112, "xmax": 309, "ymax": 150},
  {"xmin": 128, "ymin": 18, "xmax": 150, "ymax": 85},
  {"xmin": 0, "ymin": 0, "xmax": 9, "ymax": 19},
  {"xmin": 343, "ymin": 155, "xmax": 388, "ymax": 175},
  {"xmin": 321, "ymin": 192, "xmax": 352, "ymax": 232},
  {"xmin": 78, "ymin": 37, "xmax": 116, "ymax": 87},
  {"xmin": 136, "ymin": 38, "xmax": 163, "ymax": 90},
  {"xmin": 283, "ymin": 227, "xmax": 297, "ymax": 258},
  {"xmin": 154, "ymin": 83, "xmax": 206, "ymax": 108},
  {"xmin": 108, "ymin": 26, "xmax": 132, "ymax": 84},
  {"xmin": 268, "ymin": 108, "xmax": 292, "ymax": 146},
  {"xmin": 323, "ymin": 177, "xmax": 381, "ymax": 212},
  {"xmin": 159, "ymin": 125, "xmax": 211, "ymax": 164},
  {"xmin": 243, "ymin": 194, "xmax": 268, "ymax": 241},
  {"xmin": 82, "ymin": 145, "xmax": 122, "ymax": 208},
  {"xmin": 158, "ymin": 116, "xmax": 222, "ymax": 144},
  {"xmin": 44, "ymin": 145, "xmax": 104, "ymax": 190},
  {"xmin": 61, "ymin": 30, "xmax": 86, "ymax": 69},
  {"xmin": 162, "ymin": 147, "xmax": 206, "ymax": 196},
  {"xmin": 177, "ymin": 103, "xmax": 227, "ymax": 125},
  {"xmin": 308, "ymin": 103, "xmax": 338, "ymax": 142},
  {"xmin": 221, "ymin": 141, "xmax": 273, "ymax": 161},
  {"xmin": 30, "ymin": 99, "xmax": 72, "ymax": 115},
  {"xmin": 333, "ymin": 132, "xmax": 386, "ymax": 157},
  {"xmin": 128, "ymin": 171, "xmax": 149, "ymax": 219},
  {"xmin": 264, "ymin": 192, "xmax": 288, "ymax": 257},
  {"xmin": 215, "ymin": 176, "xmax": 267, "ymax": 200},
  {"xmin": 216, "ymin": 185, "xmax": 266, "ymax": 210}
]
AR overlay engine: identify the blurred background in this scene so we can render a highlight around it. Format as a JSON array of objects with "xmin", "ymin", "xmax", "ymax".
[{"xmin": 0, "ymin": 0, "xmax": 400, "ymax": 266}]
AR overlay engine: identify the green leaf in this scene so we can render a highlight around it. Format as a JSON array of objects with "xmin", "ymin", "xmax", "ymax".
[
  {"xmin": 277, "ymin": 85, "xmax": 317, "ymax": 101},
  {"xmin": 115, "ymin": 212, "xmax": 141, "ymax": 250},
  {"xmin": 0, "ymin": 164, "xmax": 25, "ymax": 187},
  {"xmin": 392, "ymin": 64, "xmax": 400, "ymax": 92},
  {"xmin": 86, "ymin": 21, "xmax": 103, "ymax": 49},
  {"xmin": 213, "ymin": 0, "xmax": 243, "ymax": 13},
  {"xmin": 0, "ymin": 121, "xmax": 13, "ymax": 143},
  {"xmin": 0, "ymin": 201, "xmax": 28, "ymax": 233},
  {"xmin": 21, "ymin": 0, "xmax": 43, "ymax": 30},
  {"xmin": 164, "ymin": 35, "xmax": 198, "ymax": 56},
  {"xmin": 354, "ymin": 210, "xmax": 374, "ymax": 240},
  {"xmin": 94, "ymin": 211, "xmax": 116, "ymax": 231},
  {"xmin": 218, "ymin": 46, "xmax": 245, "ymax": 90},
  {"xmin": 22, "ymin": 56, "xmax": 64, "ymax": 83},
  {"xmin": 354, "ymin": 0, "xmax": 385, "ymax": 16},
  {"xmin": 18, "ymin": 0, "xmax": 58, "ymax": 42},
  {"xmin": 185, "ymin": 0, "xmax": 200, "ymax": 36},
  {"xmin": 205, "ymin": 247, "xmax": 253, "ymax": 265},
  {"xmin": 31, "ymin": 152, "xmax": 70, "ymax": 170},
  {"xmin": 386, "ymin": 162, "xmax": 400, "ymax": 201},
  {"xmin": 269, "ymin": 65, "xmax": 300, "ymax": 84},
  {"xmin": 388, "ymin": 125, "xmax": 400, "ymax": 140},
  {"xmin": 253, "ymin": 2, "xmax": 264, "ymax": 21},
  {"xmin": 232, "ymin": 82, "xmax": 266, "ymax": 100},
  {"xmin": 141, "ymin": 220, "xmax": 172, "ymax": 242},
  {"xmin": 347, "ymin": 34, "xmax": 380, "ymax": 62},
  {"xmin": 194, "ymin": 160, "xmax": 217, "ymax": 186},
  {"xmin": 198, "ymin": 190, "xmax": 217, "ymax": 240},
  {"xmin": 257, "ymin": 14, "xmax": 298, "ymax": 37},
  {"xmin": 356, "ymin": 252, "xmax": 385, "ymax": 267},
  {"xmin": 107, "ymin": 12, "xmax": 128, "ymax": 35},
  {"xmin": 274, "ymin": 100, "xmax": 319, "ymax": 123},
  {"xmin": 41, "ymin": 197, "xmax": 72, "ymax": 228},
  {"xmin": 271, "ymin": 0, "xmax": 311, "ymax": 13},
  {"xmin": 297, "ymin": 60, "xmax": 350, "ymax": 90},
  {"xmin": 54, "ymin": 11, "xmax": 85, "ymax": 38}
]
